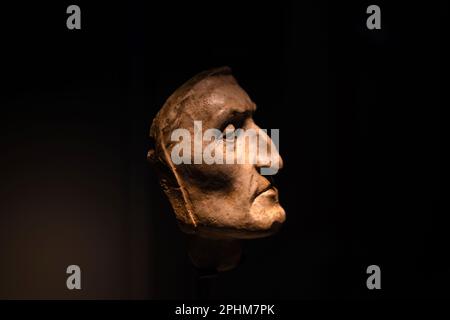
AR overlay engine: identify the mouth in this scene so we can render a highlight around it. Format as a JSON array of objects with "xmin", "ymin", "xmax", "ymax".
[{"xmin": 254, "ymin": 183, "xmax": 276, "ymax": 199}]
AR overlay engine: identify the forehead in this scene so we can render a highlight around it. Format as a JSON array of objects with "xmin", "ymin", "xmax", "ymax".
[{"xmin": 184, "ymin": 76, "xmax": 256, "ymax": 122}]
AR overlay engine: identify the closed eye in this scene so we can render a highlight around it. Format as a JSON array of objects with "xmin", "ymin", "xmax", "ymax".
[{"xmin": 222, "ymin": 123, "xmax": 236, "ymax": 141}]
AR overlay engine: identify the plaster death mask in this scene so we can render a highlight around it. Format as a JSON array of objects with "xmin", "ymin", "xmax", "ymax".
[{"xmin": 148, "ymin": 67, "xmax": 285, "ymax": 269}]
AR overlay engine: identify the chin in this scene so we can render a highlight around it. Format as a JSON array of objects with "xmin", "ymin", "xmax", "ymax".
[
  {"xmin": 178, "ymin": 203, "xmax": 285, "ymax": 240},
  {"xmin": 245, "ymin": 203, "xmax": 286, "ymax": 238}
]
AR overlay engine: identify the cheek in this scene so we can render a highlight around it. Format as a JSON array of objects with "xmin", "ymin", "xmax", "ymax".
[{"xmin": 178, "ymin": 163, "xmax": 250, "ymax": 192}]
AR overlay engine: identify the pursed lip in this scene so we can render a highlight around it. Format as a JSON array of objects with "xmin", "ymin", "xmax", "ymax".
[{"xmin": 254, "ymin": 183, "xmax": 274, "ymax": 199}]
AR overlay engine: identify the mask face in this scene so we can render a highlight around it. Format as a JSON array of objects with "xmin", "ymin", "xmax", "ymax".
[{"xmin": 148, "ymin": 67, "xmax": 285, "ymax": 239}]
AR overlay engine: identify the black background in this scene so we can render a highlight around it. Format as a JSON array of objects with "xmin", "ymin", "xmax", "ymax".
[{"xmin": 0, "ymin": 1, "xmax": 446, "ymax": 299}]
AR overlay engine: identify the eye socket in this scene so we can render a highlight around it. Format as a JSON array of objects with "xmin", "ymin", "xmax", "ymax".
[
  {"xmin": 221, "ymin": 113, "xmax": 247, "ymax": 131},
  {"xmin": 234, "ymin": 117, "xmax": 246, "ymax": 129}
]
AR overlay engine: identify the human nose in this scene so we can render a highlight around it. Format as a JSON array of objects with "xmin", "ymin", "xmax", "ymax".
[{"xmin": 252, "ymin": 124, "xmax": 283, "ymax": 175}]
